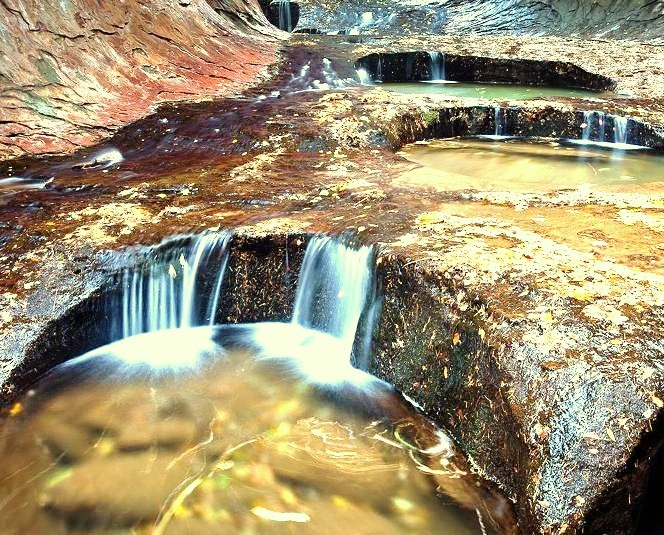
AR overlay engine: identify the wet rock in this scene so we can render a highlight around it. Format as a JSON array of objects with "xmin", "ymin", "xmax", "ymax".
[
  {"xmin": 163, "ymin": 517, "xmax": 237, "ymax": 534},
  {"xmin": 115, "ymin": 418, "xmax": 198, "ymax": 451},
  {"xmin": 0, "ymin": 0, "xmax": 279, "ymax": 160},
  {"xmin": 41, "ymin": 452, "xmax": 200, "ymax": 526}
]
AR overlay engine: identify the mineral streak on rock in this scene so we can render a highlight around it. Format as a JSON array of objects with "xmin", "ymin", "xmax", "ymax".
[{"xmin": 0, "ymin": 0, "xmax": 280, "ymax": 160}]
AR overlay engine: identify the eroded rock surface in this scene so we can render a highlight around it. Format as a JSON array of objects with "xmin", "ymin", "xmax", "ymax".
[
  {"xmin": 0, "ymin": 4, "xmax": 663, "ymax": 535},
  {"xmin": 0, "ymin": 0, "xmax": 280, "ymax": 160},
  {"xmin": 296, "ymin": 0, "xmax": 664, "ymax": 41}
]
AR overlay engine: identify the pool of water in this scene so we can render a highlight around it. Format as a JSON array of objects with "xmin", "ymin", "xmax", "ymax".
[
  {"xmin": 379, "ymin": 82, "xmax": 604, "ymax": 100},
  {"xmin": 398, "ymin": 138, "xmax": 664, "ymax": 190},
  {"xmin": 0, "ymin": 324, "xmax": 504, "ymax": 535}
]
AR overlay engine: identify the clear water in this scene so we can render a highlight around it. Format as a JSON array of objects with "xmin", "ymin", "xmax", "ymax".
[
  {"xmin": 380, "ymin": 82, "xmax": 603, "ymax": 100},
  {"xmin": 0, "ymin": 324, "xmax": 495, "ymax": 535},
  {"xmin": 400, "ymin": 138, "xmax": 664, "ymax": 188}
]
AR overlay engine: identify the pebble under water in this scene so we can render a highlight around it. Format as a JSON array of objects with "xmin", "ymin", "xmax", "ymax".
[{"xmin": 0, "ymin": 324, "xmax": 494, "ymax": 535}]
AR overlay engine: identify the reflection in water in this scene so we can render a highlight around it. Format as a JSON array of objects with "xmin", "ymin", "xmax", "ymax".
[
  {"xmin": 380, "ymin": 82, "xmax": 603, "ymax": 100},
  {"xmin": 0, "ymin": 324, "xmax": 507, "ymax": 535},
  {"xmin": 400, "ymin": 138, "xmax": 664, "ymax": 189}
]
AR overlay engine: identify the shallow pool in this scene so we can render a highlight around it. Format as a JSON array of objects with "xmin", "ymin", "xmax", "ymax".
[
  {"xmin": 380, "ymin": 82, "xmax": 604, "ymax": 100},
  {"xmin": 399, "ymin": 138, "xmax": 664, "ymax": 190},
  {"xmin": 0, "ymin": 324, "xmax": 506, "ymax": 534}
]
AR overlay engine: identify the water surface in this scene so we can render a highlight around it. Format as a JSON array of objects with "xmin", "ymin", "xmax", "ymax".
[
  {"xmin": 380, "ymin": 82, "xmax": 604, "ymax": 100},
  {"xmin": 399, "ymin": 138, "xmax": 664, "ymax": 191},
  {"xmin": 0, "ymin": 324, "xmax": 493, "ymax": 535}
]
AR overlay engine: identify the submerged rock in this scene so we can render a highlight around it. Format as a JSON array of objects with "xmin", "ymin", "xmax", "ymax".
[{"xmin": 41, "ymin": 452, "xmax": 200, "ymax": 526}]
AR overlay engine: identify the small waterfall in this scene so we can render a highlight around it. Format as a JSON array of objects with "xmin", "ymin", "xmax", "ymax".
[
  {"xmin": 121, "ymin": 232, "xmax": 232, "ymax": 338},
  {"xmin": 494, "ymin": 107, "xmax": 506, "ymax": 136},
  {"xmin": 275, "ymin": 0, "xmax": 292, "ymax": 31},
  {"xmin": 356, "ymin": 67, "xmax": 372, "ymax": 85},
  {"xmin": 376, "ymin": 55, "xmax": 383, "ymax": 82},
  {"xmin": 292, "ymin": 236, "xmax": 375, "ymax": 358},
  {"xmin": 613, "ymin": 116, "xmax": 629, "ymax": 144},
  {"xmin": 582, "ymin": 111, "xmax": 606, "ymax": 142},
  {"xmin": 428, "ymin": 51, "xmax": 446, "ymax": 82},
  {"xmin": 581, "ymin": 112, "xmax": 631, "ymax": 145}
]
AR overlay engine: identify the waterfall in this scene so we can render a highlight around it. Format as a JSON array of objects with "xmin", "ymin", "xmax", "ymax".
[
  {"xmin": 582, "ymin": 111, "xmax": 606, "ymax": 142},
  {"xmin": 428, "ymin": 51, "xmax": 446, "ymax": 82},
  {"xmin": 292, "ymin": 236, "xmax": 376, "ymax": 358},
  {"xmin": 356, "ymin": 67, "xmax": 372, "ymax": 85},
  {"xmin": 581, "ymin": 112, "xmax": 631, "ymax": 145},
  {"xmin": 495, "ymin": 106, "xmax": 506, "ymax": 136},
  {"xmin": 275, "ymin": 0, "xmax": 292, "ymax": 31},
  {"xmin": 613, "ymin": 116, "xmax": 629, "ymax": 144},
  {"xmin": 121, "ymin": 232, "xmax": 232, "ymax": 338}
]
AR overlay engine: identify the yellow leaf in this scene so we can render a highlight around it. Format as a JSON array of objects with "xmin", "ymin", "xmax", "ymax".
[
  {"xmin": 452, "ymin": 332, "xmax": 461, "ymax": 346},
  {"xmin": 9, "ymin": 402, "xmax": 23, "ymax": 417}
]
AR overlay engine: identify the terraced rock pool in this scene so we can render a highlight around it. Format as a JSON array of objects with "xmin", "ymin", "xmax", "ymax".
[
  {"xmin": 398, "ymin": 138, "xmax": 664, "ymax": 191},
  {"xmin": 0, "ymin": 324, "xmax": 504, "ymax": 535}
]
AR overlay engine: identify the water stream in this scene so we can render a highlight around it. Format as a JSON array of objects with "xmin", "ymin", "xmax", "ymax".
[
  {"xmin": 120, "ymin": 232, "xmax": 232, "ymax": 338},
  {"xmin": 0, "ymin": 234, "xmax": 511, "ymax": 534}
]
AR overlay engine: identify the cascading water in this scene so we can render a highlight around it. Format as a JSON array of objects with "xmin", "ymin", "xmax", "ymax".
[
  {"xmin": 428, "ymin": 51, "xmax": 446, "ymax": 82},
  {"xmin": 292, "ymin": 235, "xmax": 375, "ymax": 359},
  {"xmin": 120, "ymin": 232, "xmax": 232, "ymax": 337},
  {"xmin": 274, "ymin": 0, "xmax": 292, "ymax": 31},
  {"xmin": 0, "ymin": 231, "xmax": 516, "ymax": 534},
  {"xmin": 495, "ymin": 107, "xmax": 505, "ymax": 136},
  {"xmin": 581, "ymin": 111, "xmax": 639, "ymax": 152},
  {"xmin": 356, "ymin": 67, "xmax": 372, "ymax": 85},
  {"xmin": 582, "ymin": 111, "xmax": 607, "ymax": 142},
  {"xmin": 614, "ymin": 116, "xmax": 629, "ymax": 144}
]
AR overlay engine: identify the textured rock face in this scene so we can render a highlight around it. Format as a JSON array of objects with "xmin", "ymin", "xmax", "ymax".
[
  {"xmin": 0, "ymin": 0, "xmax": 279, "ymax": 160},
  {"xmin": 296, "ymin": 0, "xmax": 664, "ymax": 41},
  {"xmin": 0, "ymin": 0, "xmax": 663, "ymax": 534}
]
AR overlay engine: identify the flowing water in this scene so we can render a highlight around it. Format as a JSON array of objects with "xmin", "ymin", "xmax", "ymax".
[
  {"xmin": 0, "ymin": 234, "xmax": 511, "ymax": 534},
  {"xmin": 0, "ymin": 326, "xmax": 492, "ymax": 535},
  {"xmin": 120, "ymin": 232, "xmax": 232, "ymax": 338},
  {"xmin": 428, "ymin": 52, "xmax": 446, "ymax": 82},
  {"xmin": 275, "ymin": 0, "xmax": 293, "ymax": 31},
  {"xmin": 578, "ymin": 111, "xmax": 633, "ymax": 147},
  {"xmin": 379, "ymin": 81, "xmax": 604, "ymax": 100},
  {"xmin": 399, "ymin": 138, "xmax": 664, "ymax": 190}
]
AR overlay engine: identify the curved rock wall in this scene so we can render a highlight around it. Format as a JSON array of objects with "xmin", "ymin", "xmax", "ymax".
[
  {"xmin": 442, "ymin": 0, "xmax": 664, "ymax": 40},
  {"xmin": 0, "ymin": 0, "xmax": 280, "ymax": 161},
  {"xmin": 296, "ymin": 0, "xmax": 664, "ymax": 41}
]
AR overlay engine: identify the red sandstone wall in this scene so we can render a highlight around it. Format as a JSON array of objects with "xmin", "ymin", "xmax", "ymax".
[{"xmin": 0, "ymin": 0, "xmax": 280, "ymax": 160}]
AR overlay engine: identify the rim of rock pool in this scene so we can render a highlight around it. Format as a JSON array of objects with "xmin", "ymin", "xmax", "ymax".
[
  {"xmin": 388, "ymin": 104, "xmax": 664, "ymax": 150},
  {"xmin": 2, "ymin": 229, "xmax": 664, "ymax": 535},
  {"xmin": 354, "ymin": 52, "xmax": 616, "ymax": 91}
]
